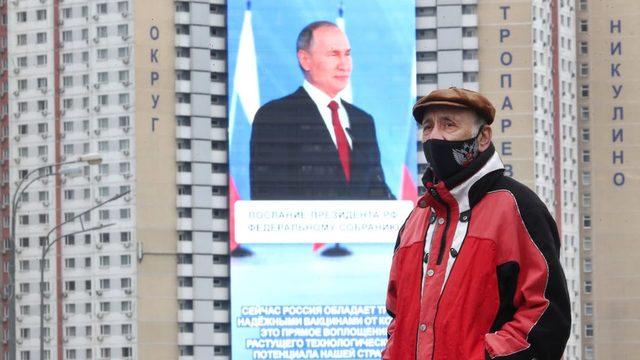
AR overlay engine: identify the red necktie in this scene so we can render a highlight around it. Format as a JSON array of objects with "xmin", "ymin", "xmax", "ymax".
[{"xmin": 328, "ymin": 100, "xmax": 350, "ymax": 182}]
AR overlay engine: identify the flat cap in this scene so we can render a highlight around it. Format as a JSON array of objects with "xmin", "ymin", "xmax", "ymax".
[{"xmin": 413, "ymin": 87, "xmax": 496, "ymax": 125}]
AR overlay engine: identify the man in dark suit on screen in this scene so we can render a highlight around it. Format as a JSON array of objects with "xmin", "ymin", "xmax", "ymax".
[{"xmin": 250, "ymin": 21, "xmax": 393, "ymax": 201}]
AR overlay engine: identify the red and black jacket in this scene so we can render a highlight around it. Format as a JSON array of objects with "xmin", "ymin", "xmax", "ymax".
[{"xmin": 383, "ymin": 145, "xmax": 571, "ymax": 360}]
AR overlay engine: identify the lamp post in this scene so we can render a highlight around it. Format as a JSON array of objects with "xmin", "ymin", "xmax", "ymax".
[
  {"xmin": 7, "ymin": 153, "xmax": 102, "ymax": 360},
  {"xmin": 39, "ymin": 190, "xmax": 129, "ymax": 358}
]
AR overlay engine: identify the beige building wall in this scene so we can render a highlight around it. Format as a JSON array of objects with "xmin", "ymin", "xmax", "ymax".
[
  {"xmin": 478, "ymin": 0, "xmax": 535, "ymax": 189},
  {"xmin": 578, "ymin": 1, "xmax": 640, "ymax": 358},
  {"xmin": 134, "ymin": 0, "xmax": 178, "ymax": 358}
]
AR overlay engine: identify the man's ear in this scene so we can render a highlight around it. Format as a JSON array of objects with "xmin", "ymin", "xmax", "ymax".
[
  {"xmin": 297, "ymin": 50, "xmax": 310, "ymax": 72},
  {"xmin": 478, "ymin": 125, "xmax": 492, "ymax": 152}
]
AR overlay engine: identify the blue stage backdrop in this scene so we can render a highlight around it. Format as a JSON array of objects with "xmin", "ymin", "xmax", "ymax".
[{"xmin": 228, "ymin": 1, "xmax": 416, "ymax": 359}]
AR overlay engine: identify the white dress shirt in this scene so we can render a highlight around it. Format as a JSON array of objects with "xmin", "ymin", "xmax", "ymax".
[{"xmin": 303, "ymin": 80, "xmax": 353, "ymax": 148}]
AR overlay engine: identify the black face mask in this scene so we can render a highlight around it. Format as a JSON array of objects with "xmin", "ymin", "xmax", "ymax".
[{"xmin": 423, "ymin": 126, "xmax": 483, "ymax": 181}]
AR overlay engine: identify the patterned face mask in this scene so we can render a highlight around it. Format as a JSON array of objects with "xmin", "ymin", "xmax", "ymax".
[{"xmin": 423, "ymin": 126, "xmax": 483, "ymax": 181}]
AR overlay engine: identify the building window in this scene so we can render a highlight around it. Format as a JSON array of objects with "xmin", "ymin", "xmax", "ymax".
[
  {"xmin": 97, "ymin": 3, "xmax": 108, "ymax": 14},
  {"xmin": 580, "ymin": 85, "xmax": 589, "ymax": 98},
  {"xmin": 17, "ymin": 34, "xmax": 26, "ymax": 46},
  {"xmin": 580, "ymin": 63, "xmax": 589, "ymax": 77},
  {"xmin": 97, "ymin": 48, "xmax": 108, "ymax": 61},
  {"xmin": 581, "ymin": 128, "xmax": 590, "ymax": 142},
  {"xmin": 36, "ymin": 32, "xmax": 47, "ymax": 44},
  {"xmin": 579, "ymin": 41, "xmax": 588, "ymax": 54},
  {"xmin": 584, "ymin": 236, "xmax": 592, "ymax": 251},
  {"xmin": 17, "ymin": 11, "xmax": 27, "ymax": 23},
  {"xmin": 37, "ymin": 55, "xmax": 48, "ymax": 66},
  {"xmin": 582, "ymin": 193, "xmax": 591, "ymax": 207},
  {"xmin": 120, "ymin": 255, "xmax": 131, "ymax": 267},
  {"xmin": 584, "ymin": 302, "xmax": 593, "ymax": 316},
  {"xmin": 582, "ymin": 150, "xmax": 590, "ymax": 163},
  {"xmin": 580, "ymin": 20, "xmax": 588, "ymax": 32},
  {"xmin": 583, "ymin": 258, "xmax": 592, "ymax": 272},
  {"xmin": 583, "ymin": 215, "xmax": 591, "ymax": 229},
  {"xmin": 463, "ymin": 72, "xmax": 478, "ymax": 83},
  {"xmin": 118, "ymin": 1, "xmax": 129, "ymax": 13},
  {"xmin": 584, "ymin": 346, "xmax": 594, "ymax": 359},
  {"xmin": 462, "ymin": 27, "xmax": 476, "ymax": 38},
  {"xmin": 585, "ymin": 324, "xmax": 594, "ymax": 337},
  {"xmin": 584, "ymin": 280, "xmax": 592, "ymax": 293}
]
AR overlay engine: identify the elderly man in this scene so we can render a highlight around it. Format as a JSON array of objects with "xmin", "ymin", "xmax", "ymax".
[
  {"xmin": 249, "ymin": 21, "xmax": 392, "ymax": 201},
  {"xmin": 383, "ymin": 88, "xmax": 571, "ymax": 359}
]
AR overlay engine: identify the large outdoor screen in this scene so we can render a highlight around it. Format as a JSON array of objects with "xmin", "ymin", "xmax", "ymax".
[{"xmin": 228, "ymin": 1, "xmax": 416, "ymax": 358}]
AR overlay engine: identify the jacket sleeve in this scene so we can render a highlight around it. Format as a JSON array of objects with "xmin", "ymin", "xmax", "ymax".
[
  {"xmin": 382, "ymin": 217, "xmax": 410, "ymax": 359},
  {"xmin": 485, "ymin": 201, "xmax": 571, "ymax": 360}
]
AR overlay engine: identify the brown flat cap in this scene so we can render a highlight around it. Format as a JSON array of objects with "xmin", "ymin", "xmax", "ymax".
[{"xmin": 413, "ymin": 87, "xmax": 496, "ymax": 125}]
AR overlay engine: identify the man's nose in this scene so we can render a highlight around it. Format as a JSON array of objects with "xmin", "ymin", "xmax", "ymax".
[{"xmin": 337, "ymin": 55, "xmax": 351, "ymax": 70}]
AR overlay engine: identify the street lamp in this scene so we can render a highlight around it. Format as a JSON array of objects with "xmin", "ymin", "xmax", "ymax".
[
  {"xmin": 39, "ymin": 190, "xmax": 129, "ymax": 358},
  {"xmin": 7, "ymin": 153, "xmax": 102, "ymax": 360}
]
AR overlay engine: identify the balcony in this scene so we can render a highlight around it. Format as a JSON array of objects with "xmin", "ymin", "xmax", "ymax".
[
  {"xmin": 212, "ymin": 287, "xmax": 228, "ymax": 300},
  {"xmin": 175, "ymin": 80, "xmax": 190, "ymax": 93},
  {"xmin": 178, "ymin": 309, "xmax": 194, "ymax": 322},
  {"xmin": 417, "ymin": 61, "xmax": 437, "ymax": 73},
  {"xmin": 176, "ymin": 126, "xmax": 191, "ymax": 139},
  {"xmin": 175, "ymin": 34, "xmax": 190, "ymax": 47},
  {"xmin": 462, "ymin": 59, "xmax": 479, "ymax": 72},
  {"xmin": 177, "ymin": 218, "xmax": 193, "ymax": 231},
  {"xmin": 210, "ymin": 37, "xmax": 225, "ymax": 50},
  {"xmin": 177, "ymin": 241, "xmax": 192, "ymax": 254},
  {"xmin": 175, "ymin": 103, "xmax": 191, "ymax": 116},
  {"xmin": 416, "ymin": 16, "xmax": 436, "ymax": 29},
  {"xmin": 176, "ymin": 195, "xmax": 192, "ymax": 207},
  {"xmin": 211, "ymin": 82, "xmax": 226, "ymax": 95},
  {"xmin": 176, "ymin": 149, "xmax": 192, "ymax": 162},
  {"xmin": 209, "ymin": 14, "xmax": 225, "ymax": 27},
  {"xmin": 177, "ymin": 287, "xmax": 193, "ymax": 299},
  {"xmin": 211, "ymin": 150, "xmax": 227, "ymax": 163},
  {"xmin": 462, "ymin": 37, "xmax": 478, "ymax": 49},
  {"xmin": 211, "ymin": 195, "xmax": 228, "ymax": 209},
  {"xmin": 462, "ymin": 15, "xmax": 477, "ymax": 27},
  {"xmin": 175, "ymin": 12, "xmax": 190, "ymax": 24},
  {"xmin": 177, "ymin": 264, "xmax": 194, "ymax": 277},
  {"xmin": 211, "ymin": 105, "xmax": 225, "ymax": 118},
  {"xmin": 416, "ymin": 39, "xmax": 437, "ymax": 51},
  {"xmin": 178, "ymin": 333, "xmax": 195, "ymax": 345},
  {"xmin": 175, "ymin": 58, "xmax": 190, "ymax": 70},
  {"xmin": 177, "ymin": 172, "xmax": 192, "ymax": 185},
  {"xmin": 211, "ymin": 174, "xmax": 227, "ymax": 186},
  {"xmin": 211, "ymin": 59, "xmax": 225, "ymax": 73}
]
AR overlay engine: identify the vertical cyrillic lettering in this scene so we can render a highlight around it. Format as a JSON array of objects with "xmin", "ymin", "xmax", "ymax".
[
  {"xmin": 501, "ymin": 96, "xmax": 513, "ymax": 110},
  {"xmin": 610, "ymin": 19, "xmax": 622, "ymax": 34},
  {"xmin": 150, "ymin": 26, "xmax": 160, "ymax": 40},
  {"xmin": 611, "ymin": 63, "xmax": 621, "ymax": 77},
  {"xmin": 500, "ymin": 52, "xmax": 513, "ymax": 66},
  {"xmin": 501, "ymin": 142, "xmax": 512, "ymax": 156},
  {"xmin": 612, "ymin": 85, "xmax": 623, "ymax": 98},
  {"xmin": 500, "ymin": 6, "xmax": 510, "ymax": 20},
  {"xmin": 501, "ymin": 119, "xmax": 512, "ymax": 133},
  {"xmin": 610, "ymin": 41, "xmax": 622, "ymax": 55},
  {"xmin": 612, "ymin": 107, "xmax": 624, "ymax": 120},
  {"xmin": 500, "ymin": 74, "xmax": 512, "ymax": 88},
  {"xmin": 612, "ymin": 150, "xmax": 624, "ymax": 164},
  {"xmin": 612, "ymin": 128, "xmax": 623, "ymax": 143},
  {"xmin": 500, "ymin": 29, "xmax": 511, "ymax": 43},
  {"xmin": 613, "ymin": 172, "xmax": 625, "ymax": 186}
]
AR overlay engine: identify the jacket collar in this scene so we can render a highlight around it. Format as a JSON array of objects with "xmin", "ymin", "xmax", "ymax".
[{"xmin": 418, "ymin": 144, "xmax": 504, "ymax": 213}]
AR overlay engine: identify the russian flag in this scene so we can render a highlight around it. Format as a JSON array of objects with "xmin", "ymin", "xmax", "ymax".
[
  {"xmin": 400, "ymin": 48, "xmax": 418, "ymax": 202},
  {"xmin": 229, "ymin": 1, "xmax": 260, "ymax": 252}
]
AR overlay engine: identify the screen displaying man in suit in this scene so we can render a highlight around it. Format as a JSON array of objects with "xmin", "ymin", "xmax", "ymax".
[{"xmin": 250, "ymin": 21, "xmax": 393, "ymax": 200}]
